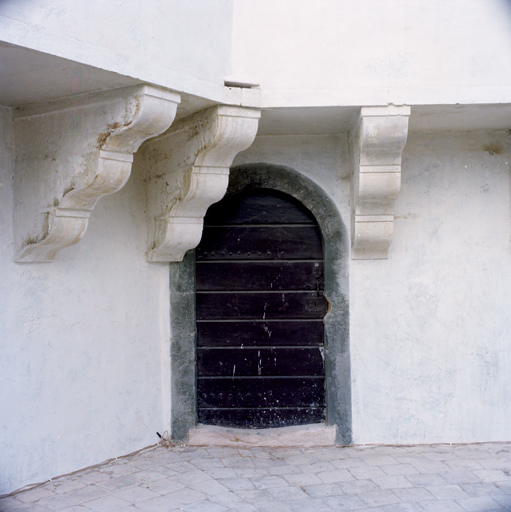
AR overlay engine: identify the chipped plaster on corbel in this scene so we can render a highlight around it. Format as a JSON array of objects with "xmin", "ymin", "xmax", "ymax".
[
  {"xmin": 349, "ymin": 105, "xmax": 410, "ymax": 259},
  {"xmin": 14, "ymin": 85, "xmax": 180, "ymax": 263},
  {"xmin": 142, "ymin": 105, "xmax": 260, "ymax": 262}
]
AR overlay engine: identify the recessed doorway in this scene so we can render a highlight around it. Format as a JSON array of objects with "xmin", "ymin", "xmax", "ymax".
[
  {"xmin": 195, "ymin": 189, "xmax": 328, "ymax": 428},
  {"xmin": 169, "ymin": 164, "xmax": 351, "ymax": 445}
]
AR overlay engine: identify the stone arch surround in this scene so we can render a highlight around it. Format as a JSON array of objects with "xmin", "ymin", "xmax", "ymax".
[{"xmin": 169, "ymin": 163, "xmax": 352, "ymax": 445}]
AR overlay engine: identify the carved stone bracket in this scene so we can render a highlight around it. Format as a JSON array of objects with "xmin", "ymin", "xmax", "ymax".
[
  {"xmin": 349, "ymin": 105, "xmax": 410, "ymax": 259},
  {"xmin": 14, "ymin": 85, "xmax": 180, "ymax": 262},
  {"xmin": 142, "ymin": 105, "xmax": 260, "ymax": 262}
]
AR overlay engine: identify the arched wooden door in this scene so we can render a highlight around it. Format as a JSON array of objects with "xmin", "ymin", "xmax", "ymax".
[{"xmin": 195, "ymin": 189, "xmax": 328, "ymax": 429}]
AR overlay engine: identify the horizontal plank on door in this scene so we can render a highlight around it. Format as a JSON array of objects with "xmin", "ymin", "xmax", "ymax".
[
  {"xmin": 205, "ymin": 190, "xmax": 317, "ymax": 225},
  {"xmin": 196, "ymin": 261, "xmax": 324, "ymax": 291},
  {"xmin": 197, "ymin": 377, "xmax": 325, "ymax": 408},
  {"xmin": 196, "ymin": 292, "xmax": 328, "ymax": 320},
  {"xmin": 197, "ymin": 320, "xmax": 324, "ymax": 347},
  {"xmin": 196, "ymin": 226, "xmax": 323, "ymax": 261},
  {"xmin": 198, "ymin": 407, "xmax": 326, "ymax": 429},
  {"xmin": 197, "ymin": 347, "xmax": 325, "ymax": 377}
]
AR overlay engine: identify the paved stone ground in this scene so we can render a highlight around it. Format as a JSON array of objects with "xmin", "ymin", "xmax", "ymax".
[{"xmin": 1, "ymin": 442, "xmax": 511, "ymax": 512}]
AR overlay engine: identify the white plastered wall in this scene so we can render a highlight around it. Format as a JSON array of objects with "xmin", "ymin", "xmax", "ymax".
[
  {"xmin": 233, "ymin": 134, "xmax": 350, "ymax": 213},
  {"xmin": 1, "ymin": 0, "xmax": 511, "ymax": 494},
  {"xmin": 351, "ymin": 130, "xmax": 511, "ymax": 444},
  {"xmin": 231, "ymin": 0, "xmax": 511, "ymax": 107},
  {"xmin": 0, "ymin": 0, "xmax": 233, "ymax": 103},
  {"xmin": 233, "ymin": 130, "xmax": 511, "ymax": 444},
  {"xmin": 0, "ymin": 107, "xmax": 171, "ymax": 494}
]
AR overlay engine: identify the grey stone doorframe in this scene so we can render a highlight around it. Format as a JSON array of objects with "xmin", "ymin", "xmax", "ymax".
[{"xmin": 169, "ymin": 163, "xmax": 352, "ymax": 445}]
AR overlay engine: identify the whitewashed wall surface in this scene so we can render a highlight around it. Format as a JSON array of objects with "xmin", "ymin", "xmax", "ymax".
[{"xmin": 1, "ymin": 0, "xmax": 511, "ymax": 496}]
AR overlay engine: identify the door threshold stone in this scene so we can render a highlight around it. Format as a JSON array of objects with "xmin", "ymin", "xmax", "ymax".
[{"xmin": 186, "ymin": 423, "xmax": 337, "ymax": 447}]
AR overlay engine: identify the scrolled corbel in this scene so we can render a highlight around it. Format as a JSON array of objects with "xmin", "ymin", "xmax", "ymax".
[
  {"xmin": 142, "ymin": 105, "xmax": 260, "ymax": 262},
  {"xmin": 349, "ymin": 105, "xmax": 410, "ymax": 259},
  {"xmin": 14, "ymin": 85, "xmax": 180, "ymax": 262}
]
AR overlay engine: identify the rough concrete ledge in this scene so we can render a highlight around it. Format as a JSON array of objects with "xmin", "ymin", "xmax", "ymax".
[{"xmin": 187, "ymin": 423, "xmax": 337, "ymax": 447}]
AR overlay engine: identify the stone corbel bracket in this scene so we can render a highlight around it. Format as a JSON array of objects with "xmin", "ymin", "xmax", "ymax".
[
  {"xmin": 14, "ymin": 85, "xmax": 180, "ymax": 262},
  {"xmin": 349, "ymin": 105, "xmax": 410, "ymax": 259},
  {"xmin": 142, "ymin": 105, "xmax": 260, "ymax": 262}
]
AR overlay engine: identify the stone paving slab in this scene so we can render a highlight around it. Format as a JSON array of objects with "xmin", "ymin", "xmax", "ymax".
[{"xmin": 1, "ymin": 442, "xmax": 510, "ymax": 511}]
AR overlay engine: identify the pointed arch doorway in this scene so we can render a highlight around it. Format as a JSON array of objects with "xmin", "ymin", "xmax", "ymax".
[{"xmin": 169, "ymin": 164, "xmax": 352, "ymax": 445}]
